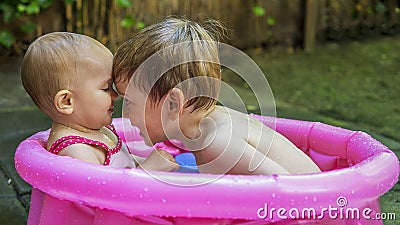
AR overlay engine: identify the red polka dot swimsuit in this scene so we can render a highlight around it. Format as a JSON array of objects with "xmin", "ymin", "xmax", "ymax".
[{"xmin": 48, "ymin": 125, "xmax": 122, "ymax": 166}]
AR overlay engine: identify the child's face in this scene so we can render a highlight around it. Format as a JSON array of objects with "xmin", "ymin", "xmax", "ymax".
[
  {"xmin": 71, "ymin": 49, "xmax": 117, "ymax": 129},
  {"xmin": 115, "ymin": 79, "xmax": 166, "ymax": 146}
]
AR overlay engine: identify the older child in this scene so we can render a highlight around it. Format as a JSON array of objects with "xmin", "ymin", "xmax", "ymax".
[
  {"xmin": 21, "ymin": 32, "xmax": 178, "ymax": 171},
  {"xmin": 113, "ymin": 17, "xmax": 321, "ymax": 175}
]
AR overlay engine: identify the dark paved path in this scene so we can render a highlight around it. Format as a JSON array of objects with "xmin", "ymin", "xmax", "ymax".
[{"xmin": 0, "ymin": 56, "xmax": 53, "ymax": 224}]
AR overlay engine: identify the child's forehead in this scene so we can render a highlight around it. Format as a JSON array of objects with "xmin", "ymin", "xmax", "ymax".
[
  {"xmin": 114, "ymin": 76, "xmax": 129, "ymax": 93},
  {"xmin": 124, "ymin": 82, "xmax": 152, "ymax": 100}
]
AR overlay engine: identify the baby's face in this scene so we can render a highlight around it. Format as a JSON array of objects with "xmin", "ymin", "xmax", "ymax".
[
  {"xmin": 115, "ymin": 79, "xmax": 166, "ymax": 146},
  {"xmin": 70, "ymin": 47, "xmax": 118, "ymax": 129}
]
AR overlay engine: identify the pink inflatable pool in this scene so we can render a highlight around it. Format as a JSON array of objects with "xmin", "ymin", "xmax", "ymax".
[{"xmin": 15, "ymin": 116, "xmax": 399, "ymax": 225}]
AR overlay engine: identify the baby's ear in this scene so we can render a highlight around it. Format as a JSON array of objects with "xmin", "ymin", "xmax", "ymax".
[
  {"xmin": 164, "ymin": 88, "xmax": 185, "ymax": 121},
  {"xmin": 54, "ymin": 90, "xmax": 74, "ymax": 114}
]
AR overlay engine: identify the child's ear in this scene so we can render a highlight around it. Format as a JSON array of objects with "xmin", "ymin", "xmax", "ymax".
[
  {"xmin": 54, "ymin": 90, "xmax": 74, "ymax": 115},
  {"xmin": 165, "ymin": 88, "xmax": 185, "ymax": 121}
]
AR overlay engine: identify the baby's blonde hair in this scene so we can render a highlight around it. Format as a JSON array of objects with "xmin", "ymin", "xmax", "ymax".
[
  {"xmin": 21, "ymin": 32, "xmax": 107, "ymax": 114},
  {"xmin": 113, "ymin": 16, "xmax": 226, "ymax": 111}
]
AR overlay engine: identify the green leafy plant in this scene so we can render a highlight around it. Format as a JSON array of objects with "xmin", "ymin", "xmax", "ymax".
[
  {"xmin": 266, "ymin": 16, "xmax": 275, "ymax": 26},
  {"xmin": 117, "ymin": 0, "xmax": 132, "ymax": 8},
  {"xmin": 0, "ymin": 0, "xmax": 144, "ymax": 49},
  {"xmin": 0, "ymin": 30, "xmax": 14, "ymax": 48},
  {"xmin": 0, "ymin": 0, "xmax": 53, "ymax": 48},
  {"xmin": 252, "ymin": 5, "xmax": 275, "ymax": 27},
  {"xmin": 117, "ymin": 0, "xmax": 145, "ymax": 30},
  {"xmin": 252, "ymin": 6, "xmax": 265, "ymax": 17},
  {"xmin": 251, "ymin": 5, "xmax": 276, "ymax": 46}
]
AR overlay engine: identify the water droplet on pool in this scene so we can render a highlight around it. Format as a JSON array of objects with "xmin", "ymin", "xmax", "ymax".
[
  {"xmin": 313, "ymin": 196, "xmax": 317, "ymax": 202},
  {"xmin": 272, "ymin": 174, "xmax": 278, "ymax": 182},
  {"xmin": 186, "ymin": 209, "xmax": 192, "ymax": 217},
  {"xmin": 161, "ymin": 198, "xmax": 166, "ymax": 203},
  {"xmin": 144, "ymin": 188, "xmax": 148, "ymax": 192},
  {"xmin": 87, "ymin": 176, "xmax": 91, "ymax": 181},
  {"xmin": 271, "ymin": 193, "xmax": 276, "ymax": 198}
]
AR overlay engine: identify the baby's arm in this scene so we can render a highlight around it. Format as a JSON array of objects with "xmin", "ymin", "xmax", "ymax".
[
  {"xmin": 136, "ymin": 149, "xmax": 179, "ymax": 172},
  {"xmin": 56, "ymin": 144, "xmax": 104, "ymax": 165}
]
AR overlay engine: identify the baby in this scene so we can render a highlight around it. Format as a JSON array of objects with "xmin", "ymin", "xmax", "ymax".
[
  {"xmin": 112, "ymin": 17, "xmax": 321, "ymax": 175},
  {"xmin": 21, "ymin": 32, "xmax": 178, "ymax": 171}
]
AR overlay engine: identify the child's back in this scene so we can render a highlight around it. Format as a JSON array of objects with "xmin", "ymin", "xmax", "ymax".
[{"xmin": 189, "ymin": 106, "xmax": 321, "ymax": 175}]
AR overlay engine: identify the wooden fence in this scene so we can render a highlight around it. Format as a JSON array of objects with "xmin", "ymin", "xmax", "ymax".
[
  {"xmin": 63, "ymin": 0, "xmax": 307, "ymax": 50},
  {"xmin": 5, "ymin": 0, "xmax": 400, "ymax": 52}
]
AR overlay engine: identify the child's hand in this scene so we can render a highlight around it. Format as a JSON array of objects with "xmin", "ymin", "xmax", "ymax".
[{"xmin": 139, "ymin": 149, "xmax": 179, "ymax": 172}]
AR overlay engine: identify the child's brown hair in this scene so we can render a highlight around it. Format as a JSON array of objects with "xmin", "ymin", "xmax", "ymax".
[{"xmin": 113, "ymin": 16, "xmax": 226, "ymax": 111}]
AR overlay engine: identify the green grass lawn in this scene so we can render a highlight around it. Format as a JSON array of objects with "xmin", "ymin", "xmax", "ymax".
[{"xmin": 249, "ymin": 36, "xmax": 400, "ymax": 144}]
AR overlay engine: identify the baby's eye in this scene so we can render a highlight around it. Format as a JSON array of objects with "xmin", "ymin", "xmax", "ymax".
[{"xmin": 102, "ymin": 84, "xmax": 113, "ymax": 92}]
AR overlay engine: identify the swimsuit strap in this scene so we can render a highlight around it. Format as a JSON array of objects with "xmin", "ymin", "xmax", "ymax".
[
  {"xmin": 106, "ymin": 124, "xmax": 117, "ymax": 133},
  {"xmin": 104, "ymin": 124, "xmax": 122, "ymax": 164},
  {"xmin": 48, "ymin": 125, "xmax": 122, "ymax": 166}
]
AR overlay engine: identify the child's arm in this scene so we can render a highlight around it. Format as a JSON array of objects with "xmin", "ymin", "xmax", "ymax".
[
  {"xmin": 228, "ymin": 143, "xmax": 290, "ymax": 175},
  {"xmin": 131, "ymin": 155, "xmax": 147, "ymax": 165},
  {"xmin": 136, "ymin": 149, "xmax": 179, "ymax": 172},
  {"xmin": 202, "ymin": 133, "xmax": 290, "ymax": 175}
]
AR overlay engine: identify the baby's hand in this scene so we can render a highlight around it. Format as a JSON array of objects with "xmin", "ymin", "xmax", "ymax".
[{"xmin": 140, "ymin": 149, "xmax": 179, "ymax": 172}]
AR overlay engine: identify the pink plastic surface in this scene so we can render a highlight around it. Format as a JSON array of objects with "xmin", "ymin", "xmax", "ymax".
[{"xmin": 15, "ymin": 116, "xmax": 399, "ymax": 225}]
